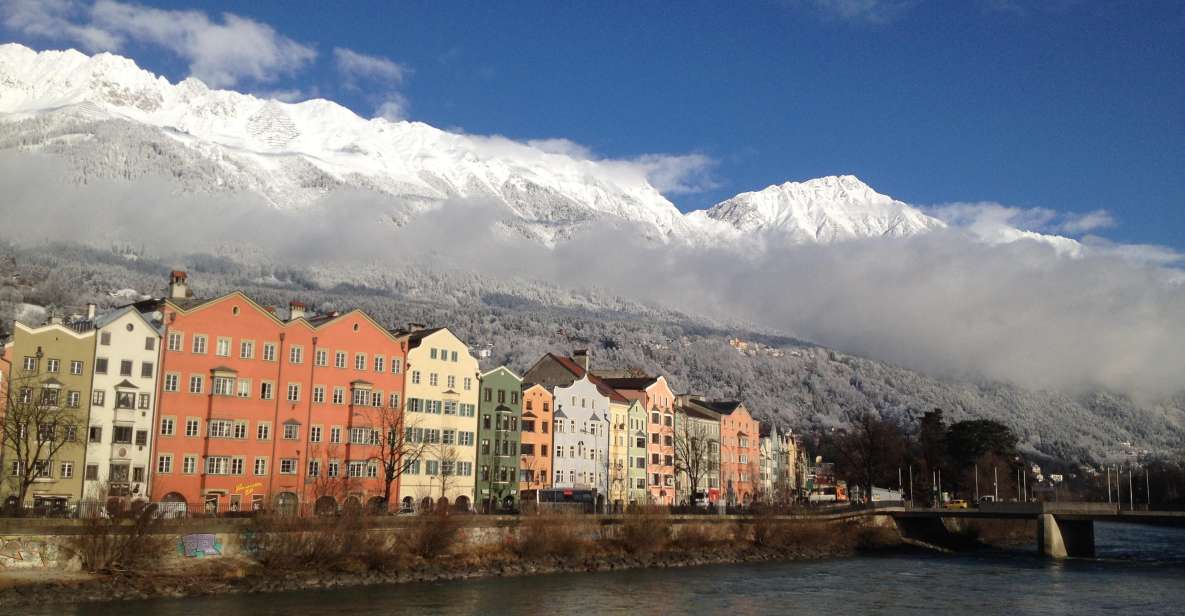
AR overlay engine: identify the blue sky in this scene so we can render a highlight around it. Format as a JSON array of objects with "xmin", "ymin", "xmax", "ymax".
[{"xmin": 4, "ymin": 0, "xmax": 1184, "ymax": 249}]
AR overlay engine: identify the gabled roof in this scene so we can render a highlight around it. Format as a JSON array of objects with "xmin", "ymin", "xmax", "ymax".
[
  {"xmin": 389, "ymin": 327, "xmax": 446, "ymax": 350},
  {"xmin": 481, "ymin": 365, "xmax": 523, "ymax": 381},
  {"xmin": 113, "ymin": 379, "xmax": 138, "ymax": 389},
  {"xmin": 536, "ymin": 353, "xmax": 629, "ymax": 403},
  {"xmin": 597, "ymin": 376, "xmax": 659, "ymax": 391},
  {"xmin": 553, "ymin": 407, "xmax": 568, "ymax": 419},
  {"xmin": 93, "ymin": 306, "xmax": 163, "ymax": 334}
]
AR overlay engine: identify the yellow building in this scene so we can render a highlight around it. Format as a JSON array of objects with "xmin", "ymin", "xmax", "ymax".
[
  {"xmin": 393, "ymin": 327, "xmax": 480, "ymax": 511},
  {"xmin": 607, "ymin": 399, "xmax": 631, "ymax": 510}
]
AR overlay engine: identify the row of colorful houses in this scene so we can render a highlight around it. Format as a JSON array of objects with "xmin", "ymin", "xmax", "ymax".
[{"xmin": 0, "ymin": 272, "xmax": 806, "ymax": 516}]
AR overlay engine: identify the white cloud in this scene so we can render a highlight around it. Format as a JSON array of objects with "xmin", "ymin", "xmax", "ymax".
[
  {"xmin": 525, "ymin": 138, "xmax": 595, "ymax": 160},
  {"xmin": 1, "ymin": 0, "xmax": 119, "ymax": 51},
  {"xmin": 333, "ymin": 47, "xmax": 409, "ymax": 87},
  {"xmin": 374, "ymin": 94, "xmax": 410, "ymax": 122},
  {"xmin": 1057, "ymin": 209, "xmax": 1115, "ymax": 234},
  {"xmin": 2, "ymin": 0, "xmax": 316, "ymax": 87},
  {"xmin": 629, "ymin": 153, "xmax": 719, "ymax": 195},
  {"xmin": 805, "ymin": 0, "xmax": 916, "ymax": 23}
]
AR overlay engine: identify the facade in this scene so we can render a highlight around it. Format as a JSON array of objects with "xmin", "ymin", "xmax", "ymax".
[
  {"xmin": 598, "ymin": 376, "xmax": 677, "ymax": 505},
  {"xmin": 709, "ymin": 401, "xmax": 761, "ymax": 506},
  {"xmin": 145, "ymin": 272, "xmax": 405, "ymax": 515},
  {"xmin": 759, "ymin": 424, "xmax": 796, "ymax": 504},
  {"xmin": 395, "ymin": 327, "xmax": 480, "ymax": 511},
  {"xmin": 551, "ymin": 374, "xmax": 610, "ymax": 506},
  {"xmin": 83, "ymin": 307, "xmax": 162, "ymax": 504},
  {"xmin": 625, "ymin": 400, "xmax": 649, "ymax": 505},
  {"xmin": 673, "ymin": 398, "xmax": 721, "ymax": 506},
  {"xmin": 606, "ymin": 399, "xmax": 631, "ymax": 509},
  {"xmin": 518, "ymin": 383, "xmax": 553, "ymax": 493},
  {"xmin": 1, "ymin": 320, "xmax": 95, "ymax": 510},
  {"xmin": 476, "ymin": 366, "xmax": 522, "ymax": 512}
]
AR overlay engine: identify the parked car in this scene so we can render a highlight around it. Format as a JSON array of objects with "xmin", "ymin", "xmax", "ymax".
[
  {"xmin": 944, "ymin": 499, "xmax": 970, "ymax": 509},
  {"xmin": 978, "ymin": 496, "xmax": 996, "ymax": 505}
]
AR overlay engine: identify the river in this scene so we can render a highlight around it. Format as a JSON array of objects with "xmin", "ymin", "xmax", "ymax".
[{"xmin": 36, "ymin": 522, "xmax": 1185, "ymax": 615}]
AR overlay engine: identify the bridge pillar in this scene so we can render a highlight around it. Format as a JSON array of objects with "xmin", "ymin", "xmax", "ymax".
[{"xmin": 1038, "ymin": 514, "xmax": 1095, "ymax": 559}]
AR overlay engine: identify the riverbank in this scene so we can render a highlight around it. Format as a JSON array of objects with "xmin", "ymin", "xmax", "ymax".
[{"xmin": 0, "ymin": 510, "xmax": 1017, "ymax": 607}]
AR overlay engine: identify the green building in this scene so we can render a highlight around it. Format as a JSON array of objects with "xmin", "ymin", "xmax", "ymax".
[
  {"xmin": 476, "ymin": 366, "xmax": 523, "ymax": 512},
  {"xmin": 1, "ymin": 319, "xmax": 96, "ymax": 512}
]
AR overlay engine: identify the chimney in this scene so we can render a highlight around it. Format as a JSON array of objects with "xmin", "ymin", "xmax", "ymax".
[
  {"xmin": 573, "ymin": 349, "xmax": 590, "ymax": 372},
  {"xmin": 289, "ymin": 300, "xmax": 306, "ymax": 320},
  {"xmin": 86, "ymin": 303, "xmax": 96, "ymax": 320},
  {"xmin": 168, "ymin": 270, "xmax": 189, "ymax": 299},
  {"xmin": 407, "ymin": 322, "xmax": 425, "ymax": 332}
]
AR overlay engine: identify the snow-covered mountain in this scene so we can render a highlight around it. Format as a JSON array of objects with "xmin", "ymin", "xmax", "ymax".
[
  {"xmin": 690, "ymin": 175, "xmax": 946, "ymax": 243},
  {"xmin": 0, "ymin": 43, "xmax": 995, "ymax": 248}
]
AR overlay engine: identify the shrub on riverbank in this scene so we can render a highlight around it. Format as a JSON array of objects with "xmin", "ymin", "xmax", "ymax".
[
  {"xmin": 615, "ymin": 510, "xmax": 672, "ymax": 555},
  {"xmin": 402, "ymin": 510, "xmax": 462, "ymax": 560},
  {"xmin": 513, "ymin": 512, "xmax": 596, "ymax": 559},
  {"xmin": 66, "ymin": 504, "xmax": 171, "ymax": 573}
]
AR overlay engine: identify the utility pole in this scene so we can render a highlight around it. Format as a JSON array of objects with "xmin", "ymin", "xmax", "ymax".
[
  {"xmin": 908, "ymin": 465, "xmax": 914, "ymax": 506},
  {"xmin": 993, "ymin": 466, "xmax": 998, "ymax": 501},
  {"xmin": 1106, "ymin": 467, "xmax": 1112, "ymax": 504},
  {"xmin": 974, "ymin": 465, "xmax": 980, "ymax": 502},
  {"xmin": 1128, "ymin": 468, "xmax": 1134, "ymax": 511},
  {"xmin": 1017, "ymin": 468, "xmax": 1022, "ymax": 501},
  {"xmin": 937, "ymin": 469, "xmax": 942, "ymax": 505},
  {"xmin": 1022, "ymin": 471, "xmax": 1027, "ymax": 503}
]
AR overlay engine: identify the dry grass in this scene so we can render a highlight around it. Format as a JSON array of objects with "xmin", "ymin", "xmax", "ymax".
[
  {"xmin": 66, "ymin": 504, "xmax": 171, "ymax": 573},
  {"xmin": 513, "ymin": 512, "xmax": 596, "ymax": 559},
  {"xmin": 671, "ymin": 522, "xmax": 735, "ymax": 551},
  {"xmin": 401, "ymin": 510, "xmax": 463, "ymax": 560},
  {"xmin": 615, "ymin": 511, "xmax": 672, "ymax": 555}
]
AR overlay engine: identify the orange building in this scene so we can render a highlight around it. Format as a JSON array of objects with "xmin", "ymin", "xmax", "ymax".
[
  {"xmin": 709, "ymin": 401, "xmax": 760, "ymax": 506},
  {"xmin": 518, "ymin": 383, "xmax": 553, "ymax": 492},
  {"xmin": 143, "ymin": 272, "xmax": 405, "ymax": 515},
  {"xmin": 598, "ymin": 376, "xmax": 677, "ymax": 505}
]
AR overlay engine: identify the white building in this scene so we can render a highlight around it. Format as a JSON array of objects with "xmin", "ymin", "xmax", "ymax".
[
  {"xmin": 552, "ymin": 375, "xmax": 610, "ymax": 502},
  {"xmin": 84, "ymin": 307, "xmax": 162, "ymax": 504}
]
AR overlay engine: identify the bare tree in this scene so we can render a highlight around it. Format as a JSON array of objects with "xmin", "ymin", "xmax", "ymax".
[
  {"xmin": 1, "ymin": 371, "xmax": 85, "ymax": 508},
  {"xmin": 308, "ymin": 444, "xmax": 358, "ymax": 514},
  {"xmin": 828, "ymin": 410, "xmax": 907, "ymax": 503},
  {"xmin": 673, "ymin": 416, "xmax": 717, "ymax": 505},
  {"xmin": 425, "ymin": 442, "xmax": 461, "ymax": 506},
  {"xmin": 360, "ymin": 406, "xmax": 428, "ymax": 510}
]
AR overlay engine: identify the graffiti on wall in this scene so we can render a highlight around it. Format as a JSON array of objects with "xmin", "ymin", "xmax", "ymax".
[
  {"xmin": 178, "ymin": 533, "xmax": 222, "ymax": 557},
  {"xmin": 0, "ymin": 536, "xmax": 55, "ymax": 569}
]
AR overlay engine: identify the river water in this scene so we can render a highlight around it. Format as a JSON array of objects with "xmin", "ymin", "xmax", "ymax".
[{"xmin": 40, "ymin": 522, "xmax": 1185, "ymax": 616}]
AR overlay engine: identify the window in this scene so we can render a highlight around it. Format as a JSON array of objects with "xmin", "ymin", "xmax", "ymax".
[
  {"xmin": 447, "ymin": 375, "xmax": 455, "ymax": 389},
  {"xmin": 443, "ymin": 401, "xmax": 458, "ymax": 415},
  {"xmin": 330, "ymin": 426, "xmax": 341, "ymax": 444},
  {"xmin": 442, "ymin": 429, "xmax": 456, "ymax": 445},
  {"xmin": 215, "ymin": 337, "xmax": 230, "ymax": 357},
  {"xmin": 335, "ymin": 351, "xmax": 346, "ymax": 368},
  {"xmin": 352, "ymin": 388, "xmax": 369, "ymax": 405},
  {"xmin": 138, "ymin": 393, "xmax": 150, "ymax": 409},
  {"xmin": 327, "ymin": 460, "xmax": 340, "ymax": 477},
  {"xmin": 208, "ymin": 420, "xmax": 233, "ymax": 439},
  {"xmin": 99, "ymin": 331, "xmax": 111, "ymax": 346},
  {"xmin": 185, "ymin": 418, "xmax": 200, "ymax": 437},
  {"xmin": 189, "ymin": 375, "xmax": 203, "ymax": 394},
  {"xmin": 349, "ymin": 427, "xmax": 375, "ymax": 444},
  {"xmin": 70, "ymin": 360, "xmax": 83, "ymax": 375},
  {"xmin": 355, "ymin": 353, "xmax": 366, "ymax": 370},
  {"xmin": 389, "ymin": 393, "xmax": 400, "ymax": 408},
  {"xmin": 460, "ymin": 431, "xmax": 474, "ymax": 446},
  {"xmin": 260, "ymin": 381, "xmax": 273, "ymax": 400},
  {"xmin": 164, "ymin": 373, "xmax": 179, "ymax": 392},
  {"xmin": 332, "ymin": 387, "xmax": 345, "ymax": 405},
  {"xmin": 66, "ymin": 391, "xmax": 80, "ymax": 408},
  {"xmin": 286, "ymin": 383, "xmax": 301, "ymax": 402},
  {"xmin": 313, "ymin": 385, "xmax": 325, "ymax": 404},
  {"xmin": 21, "ymin": 356, "xmax": 37, "ymax": 372},
  {"xmin": 347, "ymin": 461, "xmax": 367, "ymax": 478},
  {"xmin": 233, "ymin": 422, "xmax": 247, "ymax": 439},
  {"xmin": 140, "ymin": 362, "xmax": 154, "ymax": 378},
  {"xmin": 254, "ymin": 458, "xmax": 268, "ymax": 476},
  {"xmin": 310, "ymin": 425, "xmax": 322, "ymax": 443},
  {"xmin": 192, "ymin": 334, "xmax": 207, "ymax": 354},
  {"xmin": 160, "ymin": 417, "xmax": 175, "ymax": 436},
  {"xmin": 167, "ymin": 332, "xmax": 182, "ymax": 351},
  {"xmin": 460, "ymin": 403, "xmax": 476, "ymax": 417},
  {"xmin": 430, "ymin": 348, "xmax": 438, "ymax": 360},
  {"xmin": 315, "ymin": 349, "xmax": 327, "ymax": 366},
  {"xmin": 511, "ymin": 391, "xmax": 519, "ymax": 405},
  {"xmin": 425, "ymin": 460, "xmax": 439, "ymax": 476},
  {"xmin": 498, "ymin": 390, "xmax": 506, "ymax": 404},
  {"xmin": 213, "ymin": 376, "xmax": 235, "ymax": 396},
  {"xmin": 262, "ymin": 343, "xmax": 276, "ymax": 362},
  {"xmin": 145, "ymin": 337, "xmax": 155, "ymax": 351},
  {"xmin": 411, "ymin": 371, "xmax": 421, "ymax": 385},
  {"xmin": 372, "ymin": 392, "xmax": 382, "ymax": 407},
  {"xmin": 240, "ymin": 340, "xmax": 255, "ymax": 359},
  {"xmin": 289, "ymin": 345, "xmax": 303, "ymax": 364},
  {"xmin": 391, "ymin": 357, "xmax": 401, "ymax": 374},
  {"xmin": 280, "ymin": 459, "xmax": 297, "ymax": 475},
  {"xmin": 429, "ymin": 373, "xmax": 438, "ymax": 387},
  {"xmin": 484, "ymin": 387, "xmax": 492, "ymax": 402},
  {"xmin": 46, "ymin": 358, "xmax": 59, "ymax": 373},
  {"xmin": 283, "ymin": 423, "xmax": 299, "ymax": 440},
  {"xmin": 182, "ymin": 455, "xmax": 197, "ymax": 474},
  {"xmin": 230, "ymin": 457, "xmax": 244, "ymax": 475},
  {"xmin": 308, "ymin": 459, "xmax": 320, "ymax": 477},
  {"xmin": 257, "ymin": 422, "xmax": 271, "ymax": 440},
  {"xmin": 157, "ymin": 455, "xmax": 173, "ymax": 474},
  {"xmin": 464, "ymin": 377, "xmax": 472, "ymax": 391},
  {"xmin": 237, "ymin": 379, "xmax": 251, "ymax": 398},
  {"xmin": 206, "ymin": 456, "xmax": 229, "ymax": 475},
  {"xmin": 374, "ymin": 356, "xmax": 384, "ymax": 372},
  {"xmin": 114, "ymin": 390, "xmax": 135, "ymax": 409},
  {"xmin": 94, "ymin": 358, "xmax": 108, "ymax": 374},
  {"xmin": 91, "ymin": 389, "xmax": 105, "ymax": 407}
]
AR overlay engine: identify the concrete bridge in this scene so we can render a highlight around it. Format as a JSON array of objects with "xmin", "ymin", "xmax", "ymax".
[{"xmin": 889, "ymin": 502, "xmax": 1185, "ymax": 559}]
